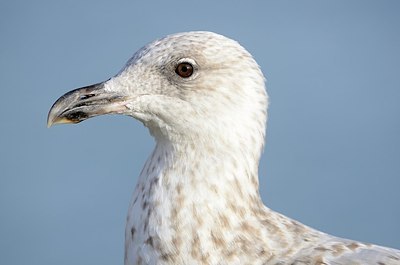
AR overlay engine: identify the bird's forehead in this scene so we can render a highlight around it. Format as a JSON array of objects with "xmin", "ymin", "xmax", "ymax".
[{"xmin": 128, "ymin": 31, "xmax": 250, "ymax": 68}]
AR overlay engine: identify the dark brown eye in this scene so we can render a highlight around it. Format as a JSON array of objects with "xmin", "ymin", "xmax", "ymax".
[{"xmin": 175, "ymin": 62, "xmax": 193, "ymax": 78}]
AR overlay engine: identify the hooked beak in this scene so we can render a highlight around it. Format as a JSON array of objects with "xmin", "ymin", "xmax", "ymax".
[{"xmin": 47, "ymin": 81, "xmax": 128, "ymax": 128}]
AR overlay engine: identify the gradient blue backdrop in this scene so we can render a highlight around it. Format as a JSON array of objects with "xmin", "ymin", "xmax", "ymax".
[{"xmin": 1, "ymin": 1, "xmax": 399, "ymax": 264}]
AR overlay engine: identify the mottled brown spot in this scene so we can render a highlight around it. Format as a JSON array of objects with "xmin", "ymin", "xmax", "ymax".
[
  {"xmin": 146, "ymin": 207, "xmax": 151, "ymax": 221},
  {"xmin": 172, "ymin": 236, "xmax": 182, "ymax": 249},
  {"xmin": 249, "ymin": 194, "xmax": 260, "ymax": 206},
  {"xmin": 191, "ymin": 160, "xmax": 200, "ymax": 172},
  {"xmin": 258, "ymin": 247, "xmax": 266, "ymax": 256},
  {"xmin": 218, "ymin": 213, "xmax": 230, "ymax": 228},
  {"xmin": 227, "ymin": 199, "xmax": 246, "ymax": 217},
  {"xmin": 346, "ymin": 242, "xmax": 360, "ymax": 250},
  {"xmin": 331, "ymin": 243, "xmax": 346, "ymax": 256},
  {"xmin": 389, "ymin": 255, "xmax": 400, "ymax": 260},
  {"xmin": 250, "ymin": 174, "xmax": 259, "ymax": 187},
  {"xmin": 250, "ymin": 134, "xmax": 257, "ymax": 146},
  {"xmin": 290, "ymin": 220, "xmax": 306, "ymax": 234},
  {"xmin": 176, "ymin": 183, "xmax": 182, "ymax": 195},
  {"xmin": 193, "ymin": 205, "xmax": 204, "ymax": 227},
  {"xmin": 235, "ymin": 235, "xmax": 251, "ymax": 253},
  {"xmin": 160, "ymin": 253, "xmax": 173, "ymax": 261},
  {"xmin": 241, "ymin": 221, "xmax": 257, "ymax": 235},
  {"xmin": 141, "ymin": 200, "xmax": 148, "ymax": 210},
  {"xmin": 315, "ymin": 246, "xmax": 330, "ymax": 252},
  {"xmin": 176, "ymin": 193, "xmax": 185, "ymax": 208},
  {"xmin": 171, "ymin": 207, "xmax": 178, "ymax": 220},
  {"xmin": 201, "ymin": 252, "xmax": 210, "ymax": 264},
  {"xmin": 227, "ymin": 200, "xmax": 238, "ymax": 213},
  {"xmin": 191, "ymin": 232, "xmax": 201, "ymax": 259},
  {"xmin": 223, "ymin": 91, "xmax": 233, "ymax": 103},
  {"xmin": 209, "ymin": 184, "xmax": 219, "ymax": 195},
  {"xmin": 211, "ymin": 230, "xmax": 226, "ymax": 248},
  {"xmin": 205, "ymin": 144, "xmax": 214, "ymax": 155},
  {"xmin": 130, "ymin": 227, "xmax": 136, "ymax": 239},
  {"xmin": 149, "ymin": 177, "xmax": 158, "ymax": 194},
  {"xmin": 189, "ymin": 142, "xmax": 196, "ymax": 150},
  {"xmin": 260, "ymin": 218, "xmax": 281, "ymax": 237},
  {"xmin": 222, "ymin": 248, "xmax": 236, "ymax": 260},
  {"xmin": 145, "ymin": 236, "xmax": 154, "ymax": 247},
  {"xmin": 233, "ymin": 177, "xmax": 244, "ymax": 197}
]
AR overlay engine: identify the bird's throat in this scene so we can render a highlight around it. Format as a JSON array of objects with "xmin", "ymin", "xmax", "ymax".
[{"xmin": 124, "ymin": 140, "xmax": 265, "ymax": 263}]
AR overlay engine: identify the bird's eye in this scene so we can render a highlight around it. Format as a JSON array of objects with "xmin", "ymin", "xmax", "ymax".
[{"xmin": 175, "ymin": 62, "xmax": 193, "ymax": 78}]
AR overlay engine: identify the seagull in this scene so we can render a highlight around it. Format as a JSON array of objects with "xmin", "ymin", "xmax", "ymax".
[{"xmin": 48, "ymin": 31, "xmax": 400, "ymax": 265}]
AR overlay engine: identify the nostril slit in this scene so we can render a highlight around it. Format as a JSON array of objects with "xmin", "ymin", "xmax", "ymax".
[{"xmin": 80, "ymin": 94, "xmax": 96, "ymax": 100}]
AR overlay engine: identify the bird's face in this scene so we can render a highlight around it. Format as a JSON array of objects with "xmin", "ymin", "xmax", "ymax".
[{"xmin": 48, "ymin": 32, "xmax": 267, "ymax": 142}]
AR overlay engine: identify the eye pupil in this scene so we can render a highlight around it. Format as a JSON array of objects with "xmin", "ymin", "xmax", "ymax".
[{"xmin": 176, "ymin": 62, "xmax": 193, "ymax": 78}]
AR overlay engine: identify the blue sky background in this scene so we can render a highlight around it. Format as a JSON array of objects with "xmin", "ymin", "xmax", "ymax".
[{"xmin": 1, "ymin": 1, "xmax": 399, "ymax": 264}]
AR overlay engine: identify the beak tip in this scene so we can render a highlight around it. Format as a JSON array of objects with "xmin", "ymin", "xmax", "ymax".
[
  {"xmin": 47, "ymin": 111, "xmax": 56, "ymax": 128},
  {"xmin": 46, "ymin": 113, "xmax": 80, "ymax": 127}
]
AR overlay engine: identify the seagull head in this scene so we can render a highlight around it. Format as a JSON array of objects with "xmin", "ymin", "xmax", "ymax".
[{"xmin": 48, "ymin": 31, "xmax": 268, "ymax": 145}]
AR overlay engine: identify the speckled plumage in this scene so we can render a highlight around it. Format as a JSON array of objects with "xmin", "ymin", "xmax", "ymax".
[{"xmin": 48, "ymin": 31, "xmax": 400, "ymax": 265}]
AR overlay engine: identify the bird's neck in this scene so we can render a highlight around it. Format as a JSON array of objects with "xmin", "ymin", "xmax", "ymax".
[
  {"xmin": 129, "ymin": 136, "xmax": 265, "ymax": 228},
  {"xmin": 152, "ymin": 137, "xmax": 263, "ymax": 209},
  {"xmin": 125, "ymin": 138, "xmax": 319, "ymax": 264},
  {"xmin": 126, "ymin": 138, "xmax": 265, "ymax": 261}
]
